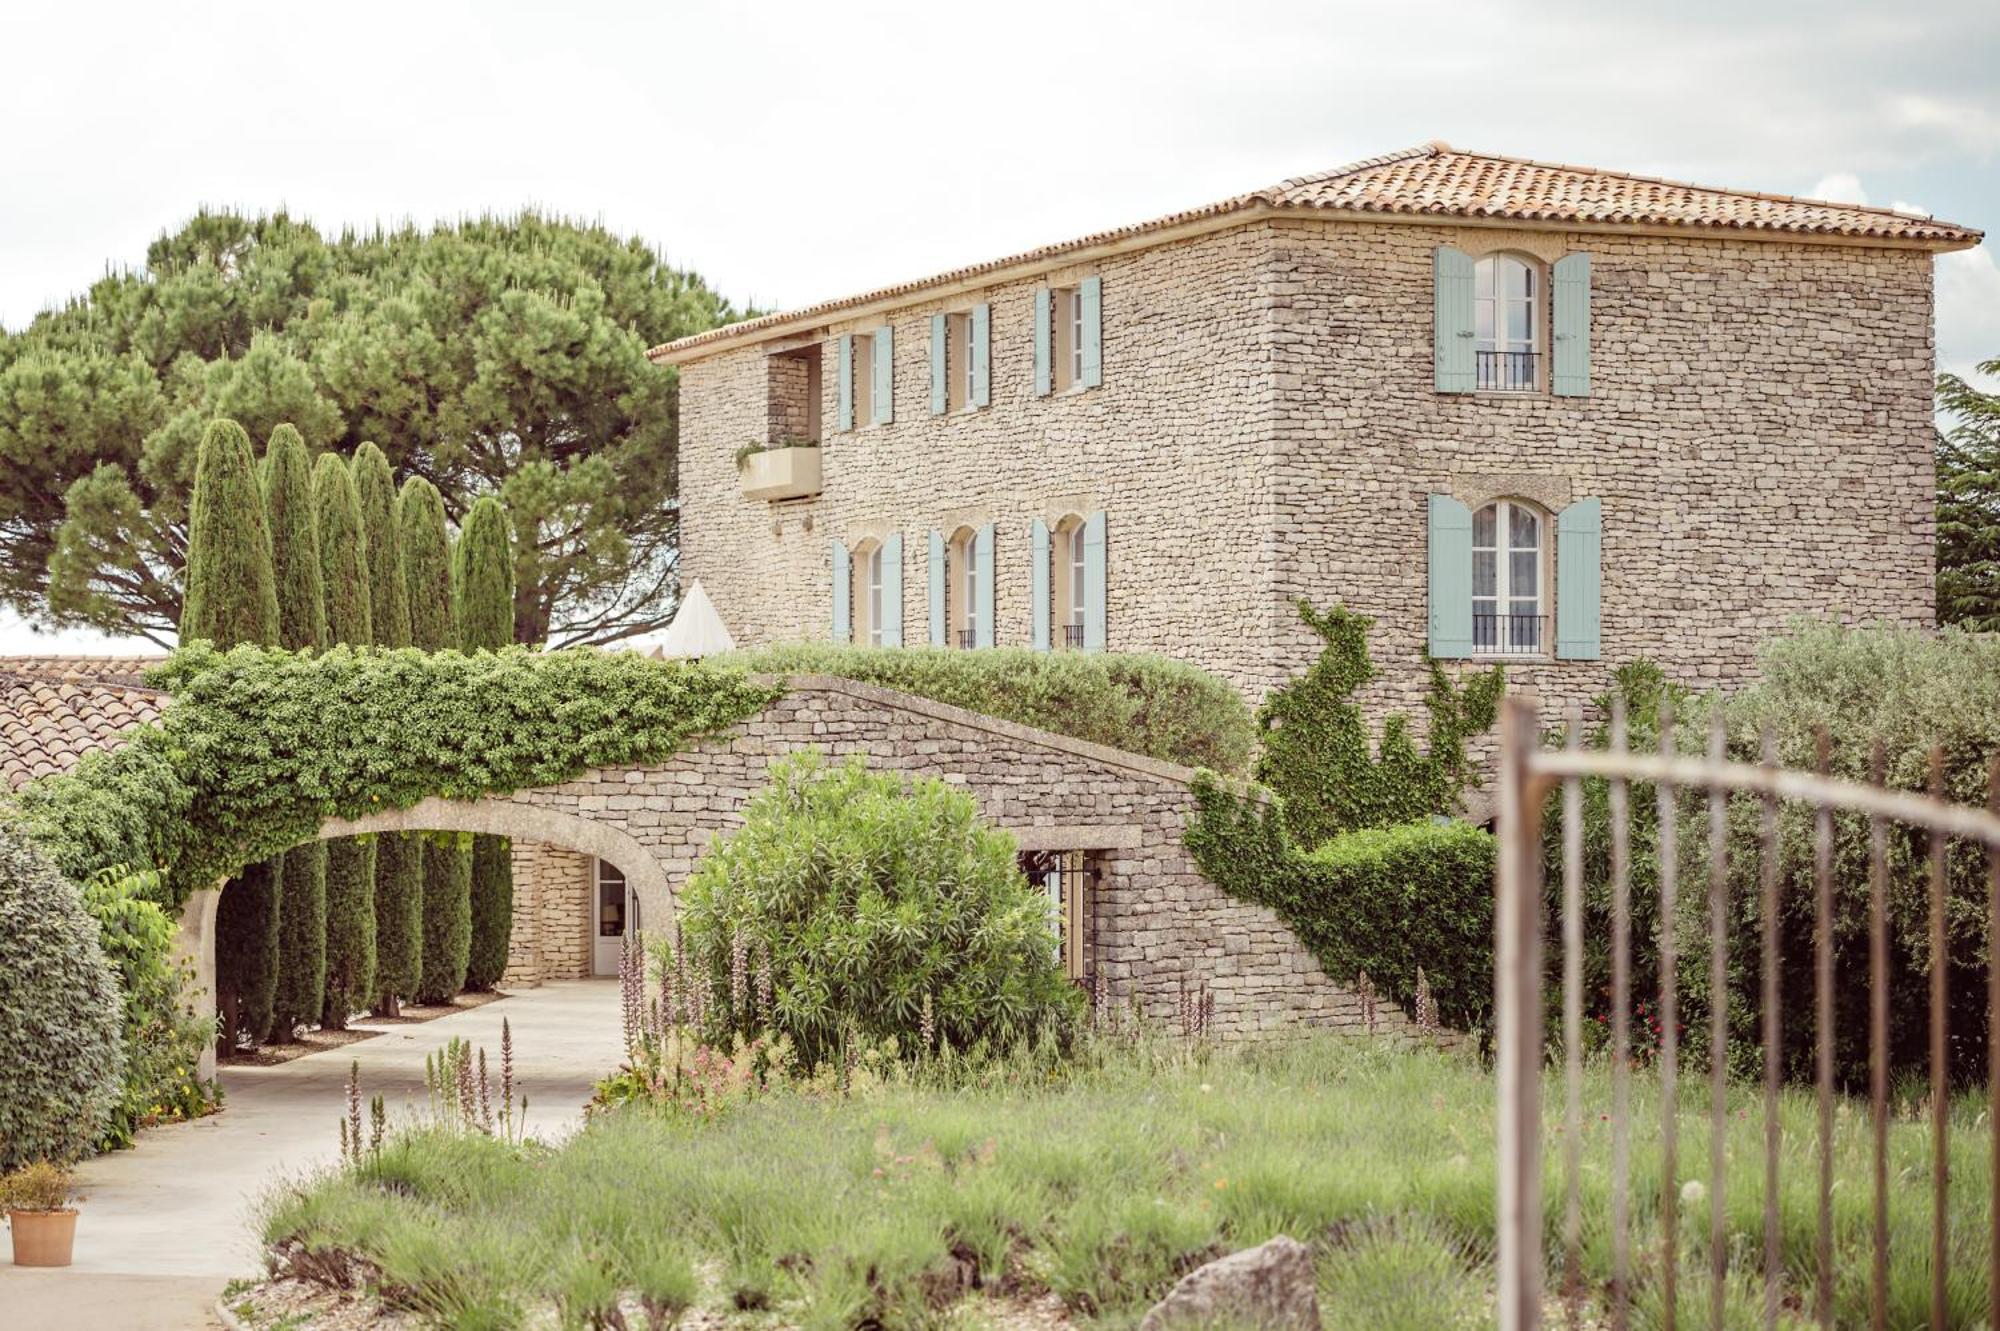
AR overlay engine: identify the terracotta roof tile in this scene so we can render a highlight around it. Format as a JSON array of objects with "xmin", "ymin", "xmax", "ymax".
[
  {"xmin": 650, "ymin": 142, "xmax": 1982, "ymax": 364},
  {"xmin": 0, "ymin": 664, "xmax": 166, "ymax": 791}
]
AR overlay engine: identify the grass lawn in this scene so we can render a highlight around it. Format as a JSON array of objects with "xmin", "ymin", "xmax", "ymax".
[{"xmin": 256, "ymin": 1035, "xmax": 1993, "ymax": 1331}]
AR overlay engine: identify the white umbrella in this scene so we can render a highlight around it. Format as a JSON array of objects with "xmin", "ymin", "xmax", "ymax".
[{"xmin": 649, "ymin": 580, "xmax": 737, "ymax": 660}]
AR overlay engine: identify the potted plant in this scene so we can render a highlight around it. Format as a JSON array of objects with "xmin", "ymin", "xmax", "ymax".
[{"xmin": 3, "ymin": 1161, "xmax": 80, "ymax": 1267}]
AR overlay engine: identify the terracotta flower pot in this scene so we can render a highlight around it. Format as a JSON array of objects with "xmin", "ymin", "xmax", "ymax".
[{"xmin": 8, "ymin": 1209, "xmax": 78, "ymax": 1267}]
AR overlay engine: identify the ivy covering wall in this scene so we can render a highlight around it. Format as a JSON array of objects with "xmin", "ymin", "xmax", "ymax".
[
  {"xmin": 1184, "ymin": 601, "xmax": 1502, "ymax": 1030},
  {"xmin": 6, "ymin": 644, "xmax": 782, "ymax": 911}
]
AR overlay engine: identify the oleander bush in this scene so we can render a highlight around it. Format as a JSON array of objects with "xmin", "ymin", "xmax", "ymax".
[
  {"xmin": 719, "ymin": 642, "xmax": 1255, "ymax": 773},
  {"xmin": 0, "ymin": 821, "xmax": 125, "ymax": 1169},
  {"xmin": 675, "ymin": 753, "xmax": 1083, "ymax": 1066}
]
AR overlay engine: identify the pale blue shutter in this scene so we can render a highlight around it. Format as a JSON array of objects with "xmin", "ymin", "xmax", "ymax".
[
  {"xmin": 927, "ymin": 530, "xmax": 946, "ymax": 646},
  {"xmin": 1433, "ymin": 247, "xmax": 1475, "ymax": 393},
  {"xmin": 1556, "ymin": 498, "xmax": 1602, "ymax": 660},
  {"xmin": 1079, "ymin": 276, "xmax": 1103, "ymax": 389},
  {"xmin": 881, "ymin": 532, "xmax": 904, "ymax": 647},
  {"xmin": 1030, "ymin": 517, "xmax": 1051, "ymax": 651},
  {"xmin": 1033, "ymin": 289, "xmax": 1052, "ymax": 397},
  {"xmin": 1427, "ymin": 494, "xmax": 1473, "ymax": 657},
  {"xmin": 929, "ymin": 314, "xmax": 948, "ymax": 415},
  {"xmin": 831, "ymin": 541, "xmax": 851, "ymax": 643},
  {"xmin": 971, "ymin": 303, "xmax": 991, "ymax": 407},
  {"xmin": 974, "ymin": 523, "xmax": 995, "ymax": 648},
  {"xmin": 1552, "ymin": 253, "xmax": 1591, "ymax": 397},
  {"xmin": 1082, "ymin": 511, "xmax": 1106, "ymax": 652},
  {"xmin": 872, "ymin": 326, "xmax": 893, "ymax": 425},
  {"xmin": 835, "ymin": 335, "xmax": 854, "ymax": 431}
]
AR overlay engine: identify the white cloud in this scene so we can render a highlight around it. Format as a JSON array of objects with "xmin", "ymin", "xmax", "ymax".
[
  {"xmin": 1809, "ymin": 172, "xmax": 1869, "ymax": 204},
  {"xmin": 1938, "ymin": 243, "xmax": 2000, "ymax": 389}
]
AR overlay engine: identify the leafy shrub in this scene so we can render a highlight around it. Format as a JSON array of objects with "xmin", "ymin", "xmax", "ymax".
[
  {"xmin": 271, "ymin": 843, "xmax": 328, "ymax": 1039},
  {"xmin": 216, "ymin": 860, "xmax": 282, "ymax": 1045},
  {"xmin": 1186, "ymin": 782, "xmax": 1497, "ymax": 1031},
  {"xmin": 0, "ymin": 821, "xmax": 125, "ymax": 1168},
  {"xmin": 677, "ymin": 753, "xmax": 1082, "ymax": 1066},
  {"xmin": 464, "ymin": 835, "xmax": 513, "ymax": 992},
  {"xmin": 320, "ymin": 837, "xmax": 377, "ymax": 1028},
  {"xmin": 719, "ymin": 643, "xmax": 1255, "ymax": 773},
  {"xmin": 5, "ymin": 643, "xmax": 780, "ymax": 910},
  {"xmin": 1564, "ymin": 628, "xmax": 2000, "ymax": 1085},
  {"xmin": 81, "ymin": 867, "xmax": 219, "ymax": 1147},
  {"xmin": 1255, "ymin": 601, "xmax": 1501, "ymax": 848},
  {"xmin": 416, "ymin": 837, "xmax": 472, "ymax": 1005}
]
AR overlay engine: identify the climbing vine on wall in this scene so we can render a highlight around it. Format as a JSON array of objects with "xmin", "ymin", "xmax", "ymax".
[
  {"xmin": 4, "ymin": 643, "xmax": 781, "ymax": 909},
  {"xmin": 1255, "ymin": 600, "xmax": 1503, "ymax": 849},
  {"xmin": 1183, "ymin": 602, "xmax": 1504, "ymax": 1030}
]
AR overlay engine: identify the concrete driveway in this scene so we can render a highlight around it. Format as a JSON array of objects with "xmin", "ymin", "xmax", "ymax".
[{"xmin": 0, "ymin": 980, "xmax": 622, "ymax": 1330}]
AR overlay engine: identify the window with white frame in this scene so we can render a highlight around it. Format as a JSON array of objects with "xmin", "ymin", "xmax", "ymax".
[
  {"xmin": 1473, "ymin": 255, "xmax": 1540, "ymax": 392},
  {"xmin": 1054, "ymin": 516, "xmax": 1088, "ymax": 648},
  {"xmin": 852, "ymin": 543, "xmax": 884, "ymax": 646},
  {"xmin": 1472, "ymin": 499, "xmax": 1545, "ymax": 655},
  {"xmin": 950, "ymin": 527, "xmax": 979, "ymax": 649},
  {"xmin": 1050, "ymin": 287, "xmax": 1084, "ymax": 392},
  {"xmin": 850, "ymin": 333, "xmax": 875, "ymax": 425}
]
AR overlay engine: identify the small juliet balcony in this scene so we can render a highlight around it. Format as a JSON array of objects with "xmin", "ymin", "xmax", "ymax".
[
  {"xmin": 1476, "ymin": 349, "xmax": 1540, "ymax": 393},
  {"xmin": 1473, "ymin": 612, "xmax": 1548, "ymax": 657},
  {"xmin": 738, "ymin": 444, "xmax": 821, "ymax": 502}
]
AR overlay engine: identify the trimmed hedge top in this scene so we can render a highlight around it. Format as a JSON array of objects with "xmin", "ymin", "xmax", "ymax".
[
  {"xmin": 5, "ymin": 644, "xmax": 780, "ymax": 908},
  {"xmin": 717, "ymin": 643, "xmax": 1255, "ymax": 774}
]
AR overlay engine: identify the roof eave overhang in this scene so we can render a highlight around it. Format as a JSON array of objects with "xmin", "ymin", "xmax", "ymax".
[{"xmin": 648, "ymin": 204, "xmax": 1982, "ymax": 367}]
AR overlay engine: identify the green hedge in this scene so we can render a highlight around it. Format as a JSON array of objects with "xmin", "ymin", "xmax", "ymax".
[
  {"xmin": 5, "ymin": 644, "xmax": 780, "ymax": 910},
  {"xmin": 718, "ymin": 644, "xmax": 1254, "ymax": 773},
  {"xmin": 1185, "ymin": 779, "xmax": 1497, "ymax": 1032},
  {"xmin": 1563, "ymin": 631, "xmax": 2000, "ymax": 1086}
]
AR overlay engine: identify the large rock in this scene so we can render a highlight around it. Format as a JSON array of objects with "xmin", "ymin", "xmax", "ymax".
[{"xmin": 1138, "ymin": 1236, "xmax": 1320, "ymax": 1331}]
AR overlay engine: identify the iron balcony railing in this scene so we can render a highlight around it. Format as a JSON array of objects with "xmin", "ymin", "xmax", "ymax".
[
  {"xmin": 1062, "ymin": 623, "xmax": 1087, "ymax": 649},
  {"xmin": 1474, "ymin": 612, "xmax": 1547, "ymax": 656},
  {"xmin": 1478, "ymin": 349, "xmax": 1540, "ymax": 392}
]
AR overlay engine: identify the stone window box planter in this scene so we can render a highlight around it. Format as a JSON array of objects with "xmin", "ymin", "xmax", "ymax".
[{"xmin": 739, "ymin": 446, "xmax": 822, "ymax": 502}]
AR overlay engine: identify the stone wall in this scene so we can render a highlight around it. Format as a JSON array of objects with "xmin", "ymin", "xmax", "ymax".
[
  {"xmin": 677, "ymin": 224, "xmax": 1287, "ymax": 697},
  {"xmin": 407, "ymin": 677, "xmax": 1390, "ymax": 1039},
  {"xmin": 676, "ymin": 215, "xmax": 1937, "ymax": 738}
]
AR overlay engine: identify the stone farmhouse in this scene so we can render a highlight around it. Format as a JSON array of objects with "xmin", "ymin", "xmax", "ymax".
[{"xmin": 654, "ymin": 142, "xmax": 1981, "ymax": 722}]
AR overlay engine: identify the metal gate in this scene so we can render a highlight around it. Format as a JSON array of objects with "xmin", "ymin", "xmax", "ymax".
[{"xmin": 1493, "ymin": 693, "xmax": 2000, "ymax": 1329}]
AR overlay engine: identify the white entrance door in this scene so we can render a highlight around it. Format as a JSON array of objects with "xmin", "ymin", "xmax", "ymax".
[{"xmin": 591, "ymin": 859, "xmax": 629, "ymax": 976}]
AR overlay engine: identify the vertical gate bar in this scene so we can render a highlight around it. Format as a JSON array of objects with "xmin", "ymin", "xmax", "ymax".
[
  {"xmin": 1989, "ymin": 755, "xmax": 2000, "ymax": 1331},
  {"xmin": 1496, "ymin": 695, "xmax": 1546, "ymax": 1331},
  {"xmin": 1813, "ymin": 731, "xmax": 1834, "ymax": 1331},
  {"xmin": 1928, "ymin": 748, "xmax": 1947, "ymax": 1331},
  {"xmin": 1562, "ymin": 706, "xmax": 1585, "ymax": 1304},
  {"xmin": 1610, "ymin": 698, "xmax": 1633, "ymax": 1330},
  {"xmin": 1868, "ymin": 741, "xmax": 1888, "ymax": 1331},
  {"xmin": 1657, "ymin": 700, "xmax": 1681, "ymax": 1331},
  {"xmin": 1758, "ymin": 728, "xmax": 1781, "ymax": 1331},
  {"xmin": 1708, "ymin": 706, "xmax": 1730, "ymax": 1331}
]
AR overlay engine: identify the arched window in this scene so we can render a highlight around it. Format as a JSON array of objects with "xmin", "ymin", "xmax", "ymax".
[
  {"xmin": 1472, "ymin": 499, "xmax": 1545, "ymax": 654},
  {"xmin": 948, "ymin": 526, "xmax": 979, "ymax": 648},
  {"xmin": 1474, "ymin": 255, "xmax": 1540, "ymax": 391},
  {"xmin": 1053, "ymin": 515, "xmax": 1088, "ymax": 648},
  {"xmin": 850, "ymin": 540, "xmax": 884, "ymax": 646}
]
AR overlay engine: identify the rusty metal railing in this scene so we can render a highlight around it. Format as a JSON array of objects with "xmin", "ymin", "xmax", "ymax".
[{"xmin": 1494, "ymin": 692, "xmax": 2000, "ymax": 1330}]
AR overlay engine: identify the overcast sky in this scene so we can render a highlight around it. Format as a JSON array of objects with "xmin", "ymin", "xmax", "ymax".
[{"xmin": 3, "ymin": 0, "xmax": 1995, "ymax": 654}]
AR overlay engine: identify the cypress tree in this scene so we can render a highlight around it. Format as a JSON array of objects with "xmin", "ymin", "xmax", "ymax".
[
  {"xmin": 401, "ymin": 476, "xmax": 471, "ymax": 1001},
  {"xmin": 265, "ymin": 425, "xmax": 330, "ymax": 1039},
  {"xmin": 313, "ymin": 453, "xmax": 377, "ymax": 1029},
  {"xmin": 185, "ymin": 418, "xmax": 283, "ymax": 1051},
  {"xmin": 353, "ymin": 443, "xmax": 421, "ymax": 1015},
  {"xmin": 453, "ymin": 497, "xmax": 516, "ymax": 989},
  {"xmin": 179, "ymin": 419, "xmax": 279, "ymax": 650}
]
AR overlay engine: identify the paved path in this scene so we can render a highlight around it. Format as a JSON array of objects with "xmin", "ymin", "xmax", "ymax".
[{"xmin": 1, "ymin": 981, "xmax": 621, "ymax": 1330}]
